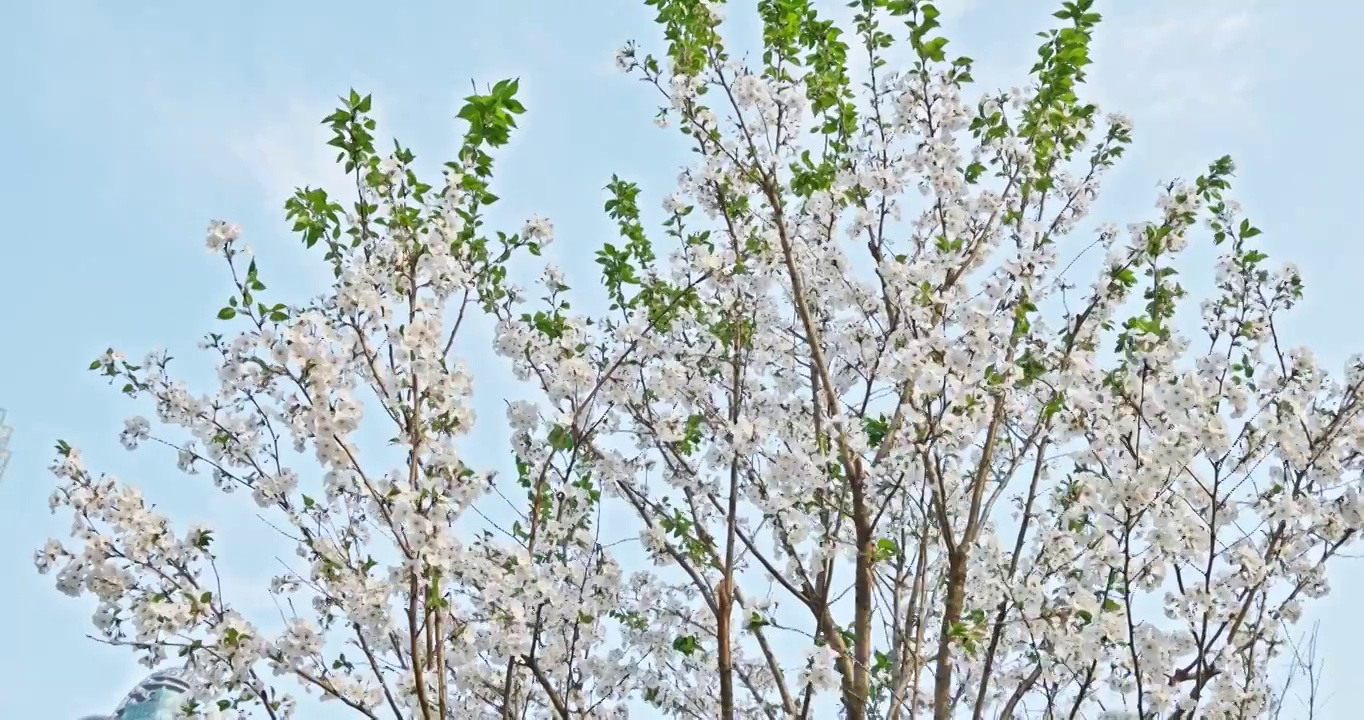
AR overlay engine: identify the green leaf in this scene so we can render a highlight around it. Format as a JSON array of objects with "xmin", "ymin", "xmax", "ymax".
[
  {"xmin": 217, "ymin": 307, "xmax": 237, "ymax": 320},
  {"xmin": 874, "ymin": 537, "xmax": 900, "ymax": 561},
  {"xmin": 548, "ymin": 425, "xmax": 574, "ymax": 451},
  {"xmin": 863, "ymin": 414, "xmax": 889, "ymax": 448},
  {"xmin": 672, "ymin": 634, "xmax": 700, "ymax": 656}
]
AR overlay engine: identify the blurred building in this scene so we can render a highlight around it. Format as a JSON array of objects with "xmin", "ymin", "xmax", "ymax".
[
  {"xmin": 80, "ymin": 667, "xmax": 193, "ymax": 720},
  {"xmin": 0, "ymin": 407, "xmax": 12, "ymax": 481}
]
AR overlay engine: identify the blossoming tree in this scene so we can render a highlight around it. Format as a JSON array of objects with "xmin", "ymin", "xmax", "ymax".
[{"xmin": 38, "ymin": 0, "xmax": 1363, "ymax": 718}]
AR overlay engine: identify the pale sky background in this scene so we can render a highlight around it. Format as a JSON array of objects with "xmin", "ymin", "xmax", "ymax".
[{"xmin": 2, "ymin": 0, "xmax": 1361, "ymax": 717}]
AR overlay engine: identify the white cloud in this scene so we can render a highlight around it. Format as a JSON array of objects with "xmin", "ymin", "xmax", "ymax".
[
  {"xmin": 31, "ymin": 2, "xmax": 366, "ymax": 215},
  {"xmin": 137, "ymin": 78, "xmax": 380, "ymax": 216},
  {"xmin": 935, "ymin": 0, "xmax": 981, "ymax": 26},
  {"xmin": 224, "ymin": 97, "xmax": 356, "ymax": 211},
  {"xmin": 1090, "ymin": 0, "xmax": 1264, "ymax": 127}
]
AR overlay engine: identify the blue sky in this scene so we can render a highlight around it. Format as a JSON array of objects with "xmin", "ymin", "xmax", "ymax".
[{"xmin": 2, "ymin": 0, "xmax": 1361, "ymax": 716}]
